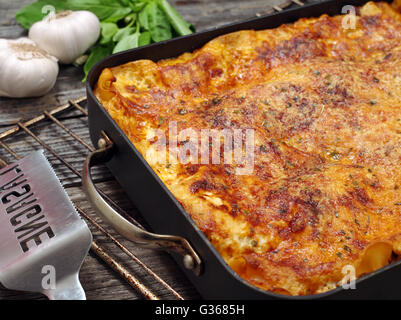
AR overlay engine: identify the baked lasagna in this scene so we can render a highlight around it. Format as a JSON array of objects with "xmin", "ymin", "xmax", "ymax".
[{"xmin": 95, "ymin": 1, "xmax": 401, "ymax": 295}]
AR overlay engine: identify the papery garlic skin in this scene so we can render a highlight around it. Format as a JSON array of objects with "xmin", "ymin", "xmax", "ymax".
[
  {"xmin": 29, "ymin": 10, "xmax": 100, "ymax": 64},
  {"xmin": 0, "ymin": 38, "xmax": 59, "ymax": 98}
]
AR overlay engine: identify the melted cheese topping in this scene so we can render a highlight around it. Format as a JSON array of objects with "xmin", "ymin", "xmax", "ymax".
[{"xmin": 95, "ymin": 1, "xmax": 401, "ymax": 295}]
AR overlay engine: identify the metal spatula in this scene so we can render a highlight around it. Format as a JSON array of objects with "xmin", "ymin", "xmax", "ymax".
[{"xmin": 0, "ymin": 150, "xmax": 92, "ymax": 300}]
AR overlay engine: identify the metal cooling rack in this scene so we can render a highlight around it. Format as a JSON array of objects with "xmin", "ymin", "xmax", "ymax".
[{"xmin": 0, "ymin": 0, "xmax": 306, "ymax": 300}]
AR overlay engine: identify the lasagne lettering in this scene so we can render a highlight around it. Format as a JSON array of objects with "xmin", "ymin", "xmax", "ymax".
[{"xmin": 0, "ymin": 165, "xmax": 55, "ymax": 253}]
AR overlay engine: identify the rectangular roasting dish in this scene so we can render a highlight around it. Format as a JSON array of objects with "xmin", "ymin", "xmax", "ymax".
[{"xmin": 86, "ymin": 0, "xmax": 401, "ymax": 299}]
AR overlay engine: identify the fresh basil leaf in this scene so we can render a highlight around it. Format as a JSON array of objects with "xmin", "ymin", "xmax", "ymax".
[
  {"xmin": 138, "ymin": 6, "xmax": 149, "ymax": 31},
  {"xmin": 118, "ymin": 0, "xmax": 130, "ymax": 6},
  {"xmin": 128, "ymin": 1, "xmax": 147, "ymax": 13},
  {"xmin": 113, "ymin": 27, "xmax": 135, "ymax": 42},
  {"xmin": 138, "ymin": 31, "xmax": 151, "ymax": 46},
  {"xmin": 100, "ymin": 22, "xmax": 118, "ymax": 45},
  {"xmin": 83, "ymin": 44, "xmax": 113, "ymax": 81},
  {"xmin": 158, "ymin": 0, "xmax": 194, "ymax": 36},
  {"xmin": 67, "ymin": 0, "xmax": 132, "ymax": 22},
  {"xmin": 15, "ymin": 0, "xmax": 68, "ymax": 29},
  {"xmin": 16, "ymin": 0, "xmax": 133, "ymax": 28},
  {"xmin": 146, "ymin": 2, "xmax": 172, "ymax": 42},
  {"xmin": 113, "ymin": 33, "xmax": 139, "ymax": 54}
]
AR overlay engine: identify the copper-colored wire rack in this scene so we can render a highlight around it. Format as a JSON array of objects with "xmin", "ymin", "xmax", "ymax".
[{"xmin": 0, "ymin": 1, "xmax": 306, "ymax": 299}]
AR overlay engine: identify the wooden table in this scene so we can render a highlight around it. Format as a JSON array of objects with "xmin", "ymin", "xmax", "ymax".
[{"xmin": 0, "ymin": 0, "xmax": 316, "ymax": 300}]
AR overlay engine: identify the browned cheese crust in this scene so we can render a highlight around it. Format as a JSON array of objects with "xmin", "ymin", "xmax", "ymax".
[{"xmin": 95, "ymin": 1, "xmax": 401, "ymax": 295}]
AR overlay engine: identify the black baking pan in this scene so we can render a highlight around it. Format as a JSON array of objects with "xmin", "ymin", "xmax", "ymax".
[{"xmin": 85, "ymin": 0, "xmax": 401, "ymax": 299}]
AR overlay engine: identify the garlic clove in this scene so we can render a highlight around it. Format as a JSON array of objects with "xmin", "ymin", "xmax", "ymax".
[
  {"xmin": 0, "ymin": 38, "xmax": 59, "ymax": 98},
  {"xmin": 29, "ymin": 10, "xmax": 101, "ymax": 64}
]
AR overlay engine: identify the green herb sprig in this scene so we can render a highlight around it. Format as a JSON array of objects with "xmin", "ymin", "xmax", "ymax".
[{"xmin": 16, "ymin": 0, "xmax": 195, "ymax": 80}]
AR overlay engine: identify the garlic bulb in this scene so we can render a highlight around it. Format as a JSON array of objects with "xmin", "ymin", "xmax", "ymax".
[
  {"xmin": 29, "ymin": 10, "xmax": 100, "ymax": 64},
  {"xmin": 0, "ymin": 38, "xmax": 58, "ymax": 98}
]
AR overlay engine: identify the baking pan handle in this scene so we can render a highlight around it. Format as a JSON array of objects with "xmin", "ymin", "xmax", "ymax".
[{"xmin": 82, "ymin": 131, "xmax": 202, "ymax": 276}]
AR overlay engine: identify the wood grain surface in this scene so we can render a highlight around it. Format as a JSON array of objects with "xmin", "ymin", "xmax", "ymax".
[{"xmin": 0, "ymin": 0, "xmax": 317, "ymax": 300}]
